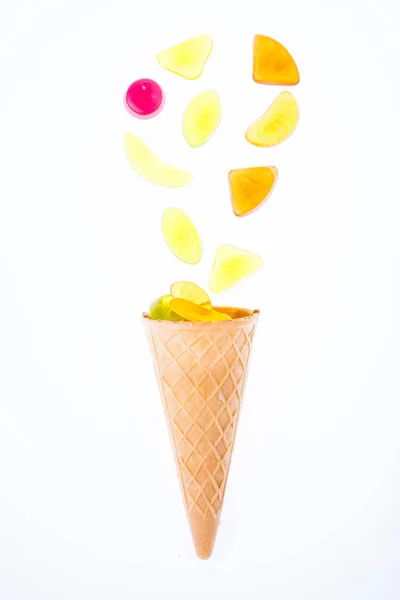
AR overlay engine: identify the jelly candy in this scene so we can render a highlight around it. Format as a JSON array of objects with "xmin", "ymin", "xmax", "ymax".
[
  {"xmin": 124, "ymin": 133, "xmax": 192, "ymax": 187},
  {"xmin": 149, "ymin": 295, "xmax": 184, "ymax": 321},
  {"xmin": 125, "ymin": 78, "xmax": 164, "ymax": 119},
  {"xmin": 183, "ymin": 90, "xmax": 221, "ymax": 148},
  {"xmin": 169, "ymin": 298, "xmax": 231, "ymax": 322},
  {"xmin": 161, "ymin": 208, "xmax": 202, "ymax": 264},
  {"xmin": 229, "ymin": 166, "xmax": 278, "ymax": 217},
  {"xmin": 245, "ymin": 91, "xmax": 299, "ymax": 147},
  {"xmin": 253, "ymin": 35, "xmax": 300, "ymax": 85},
  {"xmin": 209, "ymin": 244, "xmax": 263, "ymax": 293},
  {"xmin": 170, "ymin": 281, "xmax": 211, "ymax": 306},
  {"xmin": 157, "ymin": 35, "xmax": 213, "ymax": 80}
]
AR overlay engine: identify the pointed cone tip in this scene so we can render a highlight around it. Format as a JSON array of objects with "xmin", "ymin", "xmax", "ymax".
[{"xmin": 189, "ymin": 512, "xmax": 218, "ymax": 559}]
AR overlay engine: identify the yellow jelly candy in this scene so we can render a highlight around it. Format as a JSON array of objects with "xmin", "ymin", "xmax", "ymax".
[
  {"xmin": 124, "ymin": 132, "xmax": 192, "ymax": 187},
  {"xmin": 149, "ymin": 295, "xmax": 184, "ymax": 321},
  {"xmin": 253, "ymin": 34, "xmax": 300, "ymax": 85},
  {"xmin": 183, "ymin": 90, "xmax": 221, "ymax": 148},
  {"xmin": 209, "ymin": 244, "xmax": 263, "ymax": 293},
  {"xmin": 161, "ymin": 208, "xmax": 202, "ymax": 264},
  {"xmin": 157, "ymin": 35, "xmax": 213, "ymax": 80},
  {"xmin": 229, "ymin": 166, "xmax": 278, "ymax": 217},
  {"xmin": 245, "ymin": 91, "xmax": 299, "ymax": 148},
  {"xmin": 170, "ymin": 281, "xmax": 211, "ymax": 306},
  {"xmin": 169, "ymin": 298, "xmax": 231, "ymax": 322}
]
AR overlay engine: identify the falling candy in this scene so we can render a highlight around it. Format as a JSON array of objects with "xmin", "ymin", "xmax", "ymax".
[
  {"xmin": 169, "ymin": 298, "xmax": 231, "ymax": 322},
  {"xmin": 125, "ymin": 78, "xmax": 164, "ymax": 119},
  {"xmin": 161, "ymin": 208, "xmax": 202, "ymax": 264},
  {"xmin": 229, "ymin": 166, "xmax": 278, "ymax": 217},
  {"xmin": 124, "ymin": 133, "xmax": 192, "ymax": 187},
  {"xmin": 157, "ymin": 35, "xmax": 213, "ymax": 80},
  {"xmin": 209, "ymin": 244, "xmax": 263, "ymax": 293},
  {"xmin": 253, "ymin": 35, "xmax": 300, "ymax": 86},
  {"xmin": 245, "ymin": 91, "xmax": 299, "ymax": 148},
  {"xmin": 170, "ymin": 281, "xmax": 211, "ymax": 306},
  {"xmin": 149, "ymin": 295, "xmax": 184, "ymax": 321},
  {"xmin": 183, "ymin": 90, "xmax": 221, "ymax": 148}
]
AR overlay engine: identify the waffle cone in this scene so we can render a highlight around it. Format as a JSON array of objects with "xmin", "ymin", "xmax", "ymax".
[{"xmin": 143, "ymin": 307, "xmax": 259, "ymax": 559}]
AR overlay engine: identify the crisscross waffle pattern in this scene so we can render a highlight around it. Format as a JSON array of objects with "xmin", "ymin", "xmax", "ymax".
[{"xmin": 145, "ymin": 313, "xmax": 258, "ymax": 557}]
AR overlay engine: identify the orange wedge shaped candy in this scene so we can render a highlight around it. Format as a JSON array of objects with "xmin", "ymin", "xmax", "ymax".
[
  {"xmin": 169, "ymin": 298, "xmax": 231, "ymax": 322},
  {"xmin": 253, "ymin": 34, "xmax": 300, "ymax": 86},
  {"xmin": 229, "ymin": 166, "xmax": 278, "ymax": 217}
]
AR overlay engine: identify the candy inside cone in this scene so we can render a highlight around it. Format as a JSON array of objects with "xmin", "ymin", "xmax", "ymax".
[
  {"xmin": 245, "ymin": 91, "xmax": 299, "ymax": 148},
  {"xmin": 161, "ymin": 208, "xmax": 202, "ymax": 264},
  {"xmin": 209, "ymin": 244, "xmax": 263, "ymax": 293},
  {"xmin": 125, "ymin": 78, "xmax": 164, "ymax": 118},
  {"xmin": 253, "ymin": 34, "xmax": 300, "ymax": 85},
  {"xmin": 183, "ymin": 90, "xmax": 221, "ymax": 148},
  {"xmin": 124, "ymin": 133, "xmax": 192, "ymax": 187},
  {"xmin": 229, "ymin": 166, "xmax": 278, "ymax": 217},
  {"xmin": 157, "ymin": 35, "xmax": 213, "ymax": 80},
  {"xmin": 149, "ymin": 295, "xmax": 184, "ymax": 321},
  {"xmin": 170, "ymin": 298, "xmax": 231, "ymax": 322},
  {"xmin": 170, "ymin": 281, "xmax": 211, "ymax": 306}
]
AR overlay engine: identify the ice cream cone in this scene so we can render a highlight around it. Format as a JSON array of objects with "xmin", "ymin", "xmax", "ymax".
[{"xmin": 143, "ymin": 307, "xmax": 259, "ymax": 559}]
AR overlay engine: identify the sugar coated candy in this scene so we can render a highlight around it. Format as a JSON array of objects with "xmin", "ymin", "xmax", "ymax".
[
  {"xmin": 245, "ymin": 91, "xmax": 299, "ymax": 147},
  {"xmin": 253, "ymin": 35, "xmax": 300, "ymax": 85},
  {"xmin": 149, "ymin": 295, "xmax": 184, "ymax": 321},
  {"xmin": 161, "ymin": 208, "xmax": 202, "ymax": 264},
  {"xmin": 157, "ymin": 35, "xmax": 213, "ymax": 80},
  {"xmin": 209, "ymin": 244, "xmax": 263, "ymax": 293},
  {"xmin": 125, "ymin": 79, "xmax": 164, "ymax": 119},
  {"xmin": 169, "ymin": 298, "xmax": 231, "ymax": 322},
  {"xmin": 229, "ymin": 166, "xmax": 278, "ymax": 217},
  {"xmin": 170, "ymin": 281, "xmax": 211, "ymax": 306},
  {"xmin": 124, "ymin": 133, "xmax": 192, "ymax": 187},
  {"xmin": 183, "ymin": 90, "xmax": 221, "ymax": 148}
]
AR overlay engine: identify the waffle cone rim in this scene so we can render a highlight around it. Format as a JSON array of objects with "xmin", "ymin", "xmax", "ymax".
[{"xmin": 143, "ymin": 307, "xmax": 259, "ymax": 328}]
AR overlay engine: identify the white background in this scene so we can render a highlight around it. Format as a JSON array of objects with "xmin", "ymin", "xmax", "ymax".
[{"xmin": 0, "ymin": 0, "xmax": 399, "ymax": 598}]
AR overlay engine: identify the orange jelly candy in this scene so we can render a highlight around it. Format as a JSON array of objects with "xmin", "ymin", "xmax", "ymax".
[
  {"xmin": 169, "ymin": 298, "xmax": 231, "ymax": 322},
  {"xmin": 253, "ymin": 34, "xmax": 300, "ymax": 86},
  {"xmin": 170, "ymin": 281, "xmax": 211, "ymax": 306},
  {"xmin": 229, "ymin": 166, "xmax": 278, "ymax": 217}
]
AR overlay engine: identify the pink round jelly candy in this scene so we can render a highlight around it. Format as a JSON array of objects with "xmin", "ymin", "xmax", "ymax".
[{"xmin": 125, "ymin": 78, "xmax": 164, "ymax": 119}]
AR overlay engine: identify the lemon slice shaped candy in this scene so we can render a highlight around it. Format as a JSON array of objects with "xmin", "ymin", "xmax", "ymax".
[
  {"xmin": 209, "ymin": 244, "xmax": 263, "ymax": 293},
  {"xmin": 161, "ymin": 208, "xmax": 202, "ymax": 264},
  {"xmin": 170, "ymin": 281, "xmax": 211, "ymax": 306},
  {"xmin": 124, "ymin": 133, "xmax": 193, "ymax": 187},
  {"xmin": 157, "ymin": 35, "xmax": 213, "ymax": 80},
  {"xmin": 183, "ymin": 90, "xmax": 221, "ymax": 148},
  {"xmin": 245, "ymin": 91, "xmax": 299, "ymax": 148}
]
